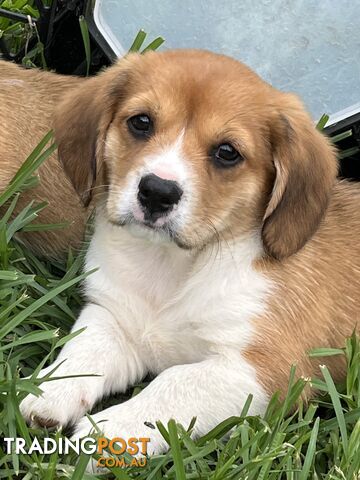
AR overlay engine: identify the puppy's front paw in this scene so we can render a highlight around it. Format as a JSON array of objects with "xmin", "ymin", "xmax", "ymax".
[{"xmin": 20, "ymin": 375, "xmax": 92, "ymax": 429}]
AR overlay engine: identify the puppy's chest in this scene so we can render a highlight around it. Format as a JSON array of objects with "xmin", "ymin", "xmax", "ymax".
[{"xmin": 86, "ymin": 231, "xmax": 272, "ymax": 359}]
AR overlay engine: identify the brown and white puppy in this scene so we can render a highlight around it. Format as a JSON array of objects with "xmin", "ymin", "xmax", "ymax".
[{"xmin": 2, "ymin": 51, "xmax": 358, "ymax": 458}]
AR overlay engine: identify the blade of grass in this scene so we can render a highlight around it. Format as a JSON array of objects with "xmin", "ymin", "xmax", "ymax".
[
  {"xmin": 79, "ymin": 15, "xmax": 91, "ymax": 76},
  {"xmin": 128, "ymin": 29, "xmax": 146, "ymax": 52},
  {"xmin": 142, "ymin": 37, "xmax": 165, "ymax": 52},
  {"xmin": 321, "ymin": 365, "xmax": 348, "ymax": 457},
  {"xmin": 0, "ymin": 131, "xmax": 56, "ymax": 207},
  {"xmin": 299, "ymin": 417, "xmax": 320, "ymax": 480},
  {"xmin": 167, "ymin": 420, "xmax": 186, "ymax": 480}
]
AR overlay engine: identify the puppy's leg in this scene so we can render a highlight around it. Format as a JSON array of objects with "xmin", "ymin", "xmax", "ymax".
[
  {"xmin": 73, "ymin": 353, "xmax": 269, "ymax": 455},
  {"xmin": 20, "ymin": 304, "xmax": 145, "ymax": 428}
]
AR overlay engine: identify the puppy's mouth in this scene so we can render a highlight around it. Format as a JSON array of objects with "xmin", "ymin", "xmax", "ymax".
[
  {"xmin": 112, "ymin": 213, "xmax": 170, "ymax": 231},
  {"xmin": 110, "ymin": 214, "xmax": 191, "ymax": 250}
]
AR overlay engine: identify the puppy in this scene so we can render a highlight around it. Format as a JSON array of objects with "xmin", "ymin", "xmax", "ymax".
[
  {"xmin": 16, "ymin": 50, "xmax": 360, "ymax": 455},
  {"xmin": 0, "ymin": 61, "xmax": 87, "ymax": 256}
]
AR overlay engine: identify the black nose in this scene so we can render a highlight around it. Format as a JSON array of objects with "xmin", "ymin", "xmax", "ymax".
[{"xmin": 138, "ymin": 174, "xmax": 183, "ymax": 221}]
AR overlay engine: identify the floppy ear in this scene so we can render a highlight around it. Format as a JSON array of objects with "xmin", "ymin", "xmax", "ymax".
[
  {"xmin": 54, "ymin": 58, "xmax": 134, "ymax": 206},
  {"xmin": 262, "ymin": 93, "xmax": 338, "ymax": 260}
]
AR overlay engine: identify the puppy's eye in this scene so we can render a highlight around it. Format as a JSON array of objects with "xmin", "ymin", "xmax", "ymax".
[
  {"xmin": 127, "ymin": 114, "xmax": 153, "ymax": 138},
  {"xmin": 213, "ymin": 143, "xmax": 243, "ymax": 168}
]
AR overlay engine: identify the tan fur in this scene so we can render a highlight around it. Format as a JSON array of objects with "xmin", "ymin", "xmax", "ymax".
[
  {"xmin": 1, "ymin": 51, "xmax": 359, "ymax": 399},
  {"xmin": 262, "ymin": 100, "xmax": 338, "ymax": 259},
  {"xmin": 54, "ymin": 62, "xmax": 132, "ymax": 206},
  {"xmin": 0, "ymin": 61, "xmax": 86, "ymax": 256},
  {"xmin": 247, "ymin": 182, "xmax": 360, "ymax": 396}
]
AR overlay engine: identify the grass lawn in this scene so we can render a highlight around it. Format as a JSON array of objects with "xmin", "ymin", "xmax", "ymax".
[{"xmin": 1, "ymin": 2, "xmax": 360, "ymax": 479}]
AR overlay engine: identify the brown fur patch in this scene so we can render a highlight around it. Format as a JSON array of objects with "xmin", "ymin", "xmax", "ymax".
[
  {"xmin": 54, "ymin": 60, "xmax": 132, "ymax": 206},
  {"xmin": 247, "ymin": 182, "xmax": 360, "ymax": 397},
  {"xmin": 0, "ymin": 61, "xmax": 86, "ymax": 257},
  {"xmin": 262, "ymin": 95, "xmax": 338, "ymax": 259}
]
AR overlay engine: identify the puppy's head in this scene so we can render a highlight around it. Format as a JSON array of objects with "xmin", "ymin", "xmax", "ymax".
[{"xmin": 55, "ymin": 49, "xmax": 337, "ymax": 258}]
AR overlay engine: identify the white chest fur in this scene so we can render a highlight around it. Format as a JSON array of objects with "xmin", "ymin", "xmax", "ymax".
[
  {"xmin": 20, "ymin": 217, "xmax": 273, "ymax": 445},
  {"xmin": 85, "ymin": 218, "xmax": 272, "ymax": 373}
]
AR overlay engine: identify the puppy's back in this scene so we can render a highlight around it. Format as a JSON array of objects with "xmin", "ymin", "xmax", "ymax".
[{"xmin": 0, "ymin": 61, "xmax": 87, "ymax": 257}]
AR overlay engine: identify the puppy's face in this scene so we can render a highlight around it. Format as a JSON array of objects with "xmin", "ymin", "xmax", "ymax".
[
  {"xmin": 104, "ymin": 51, "xmax": 276, "ymax": 249},
  {"xmin": 56, "ymin": 50, "xmax": 337, "ymax": 258}
]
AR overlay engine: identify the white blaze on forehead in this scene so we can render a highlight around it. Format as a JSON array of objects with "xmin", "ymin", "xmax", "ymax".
[
  {"xmin": 143, "ymin": 129, "xmax": 188, "ymax": 184},
  {"xmin": 113, "ymin": 128, "xmax": 194, "ymax": 230}
]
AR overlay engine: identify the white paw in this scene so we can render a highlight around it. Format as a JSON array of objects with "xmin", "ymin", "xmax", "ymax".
[{"xmin": 20, "ymin": 368, "xmax": 93, "ymax": 428}]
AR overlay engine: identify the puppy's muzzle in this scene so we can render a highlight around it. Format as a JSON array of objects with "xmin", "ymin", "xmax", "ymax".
[{"xmin": 138, "ymin": 174, "xmax": 183, "ymax": 222}]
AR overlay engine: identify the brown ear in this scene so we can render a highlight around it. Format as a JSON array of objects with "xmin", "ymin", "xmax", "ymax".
[
  {"xmin": 262, "ymin": 94, "xmax": 338, "ymax": 259},
  {"xmin": 54, "ymin": 58, "xmax": 134, "ymax": 206}
]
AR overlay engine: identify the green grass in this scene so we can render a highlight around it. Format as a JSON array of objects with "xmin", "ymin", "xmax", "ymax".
[
  {"xmin": 0, "ymin": 0, "xmax": 49, "ymax": 67},
  {"xmin": 0, "ymin": 136, "xmax": 359, "ymax": 480}
]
